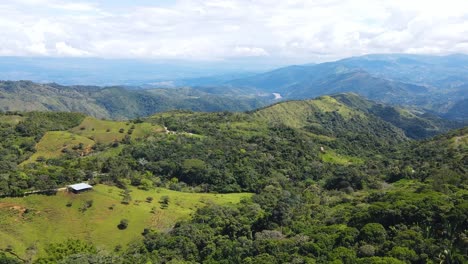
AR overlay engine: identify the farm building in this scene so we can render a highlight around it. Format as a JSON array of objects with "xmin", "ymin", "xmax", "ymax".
[{"xmin": 68, "ymin": 183, "xmax": 93, "ymax": 193}]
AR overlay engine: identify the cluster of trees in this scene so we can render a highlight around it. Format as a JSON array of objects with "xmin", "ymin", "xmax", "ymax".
[{"xmin": 0, "ymin": 112, "xmax": 85, "ymax": 196}]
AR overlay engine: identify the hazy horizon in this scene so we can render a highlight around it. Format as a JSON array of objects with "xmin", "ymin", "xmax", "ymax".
[{"xmin": 1, "ymin": 0, "xmax": 468, "ymax": 65}]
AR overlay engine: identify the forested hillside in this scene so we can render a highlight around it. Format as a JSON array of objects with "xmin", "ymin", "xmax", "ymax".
[
  {"xmin": 0, "ymin": 95, "xmax": 466, "ymax": 263},
  {"xmin": 0, "ymin": 81, "xmax": 271, "ymax": 119}
]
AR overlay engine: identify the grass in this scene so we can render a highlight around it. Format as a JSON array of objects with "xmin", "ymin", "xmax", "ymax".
[
  {"xmin": 451, "ymin": 134, "xmax": 468, "ymax": 149},
  {"xmin": 23, "ymin": 131, "xmax": 95, "ymax": 164},
  {"xmin": 0, "ymin": 185, "xmax": 251, "ymax": 258},
  {"xmin": 20, "ymin": 118, "xmax": 165, "ymax": 164},
  {"xmin": 311, "ymin": 96, "xmax": 365, "ymax": 120},
  {"xmin": 70, "ymin": 117, "xmax": 164, "ymax": 144},
  {"xmin": 254, "ymin": 100, "xmax": 318, "ymax": 128},
  {"xmin": 320, "ymin": 150, "xmax": 364, "ymax": 165},
  {"xmin": 218, "ymin": 121, "xmax": 269, "ymax": 139},
  {"xmin": 0, "ymin": 114, "xmax": 24, "ymax": 125},
  {"xmin": 254, "ymin": 96, "xmax": 365, "ymax": 129}
]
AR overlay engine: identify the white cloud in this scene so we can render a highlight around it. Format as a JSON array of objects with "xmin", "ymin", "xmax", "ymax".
[
  {"xmin": 0, "ymin": 0, "xmax": 467, "ymax": 62},
  {"xmin": 51, "ymin": 3, "xmax": 98, "ymax": 12},
  {"xmin": 55, "ymin": 42, "xmax": 90, "ymax": 56},
  {"xmin": 233, "ymin": 47, "xmax": 269, "ymax": 57}
]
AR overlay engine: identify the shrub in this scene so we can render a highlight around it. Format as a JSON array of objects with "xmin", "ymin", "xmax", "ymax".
[
  {"xmin": 159, "ymin": 196, "xmax": 170, "ymax": 209},
  {"xmin": 118, "ymin": 219, "xmax": 129, "ymax": 230}
]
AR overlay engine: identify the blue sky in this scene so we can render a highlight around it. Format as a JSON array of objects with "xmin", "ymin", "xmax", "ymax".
[{"xmin": 1, "ymin": 0, "xmax": 467, "ymax": 64}]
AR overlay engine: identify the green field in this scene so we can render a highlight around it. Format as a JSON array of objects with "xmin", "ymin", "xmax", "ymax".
[
  {"xmin": 70, "ymin": 117, "xmax": 165, "ymax": 143},
  {"xmin": 0, "ymin": 114, "xmax": 24, "ymax": 125},
  {"xmin": 0, "ymin": 185, "xmax": 251, "ymax": 257},
  {"xmin": 320, "ymin": 150, "xmax": 364, "ymax": 165},
  {"xmin": 23, "ymin": 131, "xmax": 95, "ymax": 164},
  {"xmin": 253, "ymin": 96, "xmax": 365, "ymax": 129},
  {"xmin": 310, "ymin": 96, "xmax": 364, "ymax": 119},
  {"xmin": 20, "ymin": 117, "xmax": 166, "ymax": 165}
]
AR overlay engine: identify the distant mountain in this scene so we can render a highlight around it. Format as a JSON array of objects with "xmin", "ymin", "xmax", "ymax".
[
  {"xmin": 0, "ymin": 79, "xmax": 458, "ymax": 139},
  {"xmin": 0, "ymin": 81, "xmax": 272, "ymax": 119},
  {"xmin": 253, "ymin": 93, "xmax": 461, "ymax": 140},
  {"xmin": 338, "ymin": 53, "xmax": 468, "ymax": 87},
  {"xmin": 444, "ymin": 99, "xmax": 468, "ymax": 120},
  {"xmin": 228, "ymin": 65, "xmax": 430, "ymax": 106},
  {"xmin": 1, "ymin": 54, "xmax": 467, "ymax": 121},
  {"xmin": 0, "ymin": 57, "xmax": 270, "ymax": 86},
  {"xmin": 226, "ymin": 54, "xmax": 468, "ymax": 120}
]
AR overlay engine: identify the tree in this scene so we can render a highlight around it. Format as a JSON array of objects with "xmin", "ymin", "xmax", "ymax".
[
  {"xmin": 121, "ymin": 189, "xmax": 132, "ymax": 205},
  {"xmin": 0, "ymin": 252, "xmax": 22, "ymax": 264},
  {"xmin": 159, "ymin": 196, "xmax": 170, "ymax": 209},
  {"xmin": 358, "ymin": 245, "xmax": 376, "ymax": 257},
  {"xmin": 139, "ymin": 179, "xmax": 153, "ymax": 191},
  {"xmin": 118, "ymin": 219, "xmax": 129, "ymax": 230},
  {"xmin": 360, "ymin": 223, "xmax": 386, "ymax": 245},
  {"xmin": 387, "ymin": 246, "xmax": 417, "ymax": 263},
  {"xmin": 329, "ymin": 246, "xmax": 357, "ymax": 263},
  {"xmin": 35, "ymin": 239, "xmax": 97, "ymax": 263}
]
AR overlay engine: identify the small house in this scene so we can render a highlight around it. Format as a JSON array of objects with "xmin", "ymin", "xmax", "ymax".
[{"xmin": 68, "ymin": 183, "xmax": 93, "ymax": 194}]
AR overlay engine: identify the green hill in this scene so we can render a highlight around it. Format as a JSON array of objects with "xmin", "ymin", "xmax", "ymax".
[
  {"xmin": 0, "ymin": 96, "xmax": 466, "ymax": 263},
  {"xmin": 0, "ymin": 185, "xmax": 251, "ymax": 257},
  {"xmin": 331, "ymin": 93, "xmax": 462, "ymax": 139}
]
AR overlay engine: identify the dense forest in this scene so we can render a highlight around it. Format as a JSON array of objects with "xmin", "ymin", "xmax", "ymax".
[{"xmin": 0, "ymin": 94, "xmax": 466, "ymax": 263}]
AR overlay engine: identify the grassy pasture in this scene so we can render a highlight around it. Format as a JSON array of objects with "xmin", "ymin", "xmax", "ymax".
[
  {"xmin": 0, "ymin": 185, "xmax": 251, "ymax": 257},
  {"xmin": 320, "ymin": 150, "xmax": 364, "ymax": 165},
  {"xmin": 70, "ymin": 117, "xmax": 164, "ymax": 143},
  {"xmin": 0, "ymin": 114, "xmax": 24, "ymax": 125},
  {"xmin": 23, "ymin": 131, "xmax": 95, "ymax": 164},
  {"xmin": 20, "ymin": 118, "xmax": 165, "ymax": 164}
]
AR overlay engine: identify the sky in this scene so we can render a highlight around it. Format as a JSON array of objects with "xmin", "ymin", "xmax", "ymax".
[{"xmin": 1, "ymin": 0, "xmax": 468, "ymax": 64}]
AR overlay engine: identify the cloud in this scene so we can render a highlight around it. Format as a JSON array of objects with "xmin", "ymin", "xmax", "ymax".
[
  {"xmin": 233, "ymin": 47, "xmax": 269, "ymax": 57},
  {"xmin": 55, "ymin": 42, "xmax": 90, "ymax": 56},
  {"xmin": 0, "ymin": 0, "xmax": 467, "ymax": 62}
]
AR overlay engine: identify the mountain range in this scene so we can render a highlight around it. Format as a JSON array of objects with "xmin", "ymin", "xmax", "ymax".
[
  {"xmin": 0, "ymin": 53, "xmax": 467, "ymax": 121},
  {"xmin": 225, "ymin": 54, "xmax": 468, "ymax": 120},
  {"xmin": 0, "ymin": 80, "xmax": 269, "ymax": 119}
]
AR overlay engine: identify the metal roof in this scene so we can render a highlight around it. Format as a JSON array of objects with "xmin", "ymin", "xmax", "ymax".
[{"xmin": 68, "ymin": 183, "xmax": 93, "ymax": 191}]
